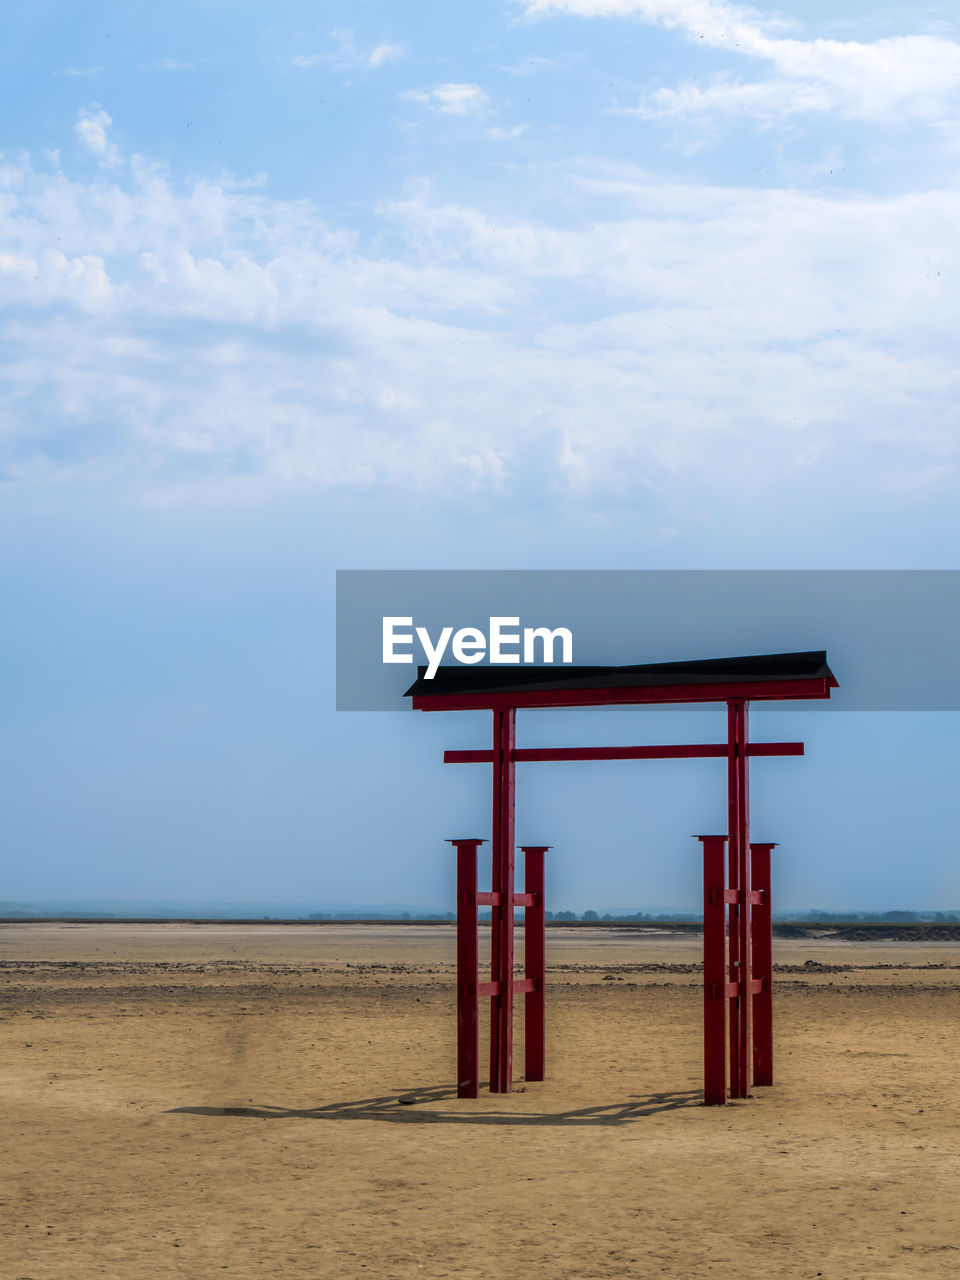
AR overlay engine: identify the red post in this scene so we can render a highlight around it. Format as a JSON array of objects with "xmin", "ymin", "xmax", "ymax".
[
  {"xmin": 726, "ymin": 776, "xmax": 740, "ymax": 1097},
  {"xmin": 698, "ymin": 835, "xmax": 728, "ymax": 1105},
  {"xmin": 521, "ymin": 845, "xmax": 549, "ymax": 1082},
  {"xmin": 489, "ymin": 708, "xmax": 516, "ymax": 1093},
  {"xmin": 727, "ymin": 699, "xmax": 751, "ymax": 1099},
  {"xmin": 449, "ymin": 839, "xmax": 485, "ymax": 1099},
  {"xmin": 751, "ymin": 842, "xmax": 776, "ymax": 1087}
]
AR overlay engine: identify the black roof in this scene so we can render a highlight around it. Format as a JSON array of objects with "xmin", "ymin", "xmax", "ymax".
[{"xmin": 404, "ymin": 650, "xmax": 835, "ymax": 699}]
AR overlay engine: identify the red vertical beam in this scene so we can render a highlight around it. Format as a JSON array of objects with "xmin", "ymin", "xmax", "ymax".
[
  {"xmin": 489, "ymin": 707, "xmax": 516, "ymax": 1093},
  {"xmin": 699, "ymin": 835, "xmax": 728, "ymax": 1105},
  {"xmin": 738, "ymin": 703, "xmax": 752, "ymax": 1098},
  {"xmin": 449, "ymin": 839, "xmax": 484, "ymax": 1099},
  {"xmin": 751, "ymin": 842, "xmax": 776, "ymax": 1087},
  {"xmin": 726, "ymin": 772, "xmax": 740, "ymax": 1096},
  {"xmin": 522, "ymin": 845, "xmax": 549, "ymax": 1082},
  {"xmin": 727, "ymin": 698, "xmax": 752, "ymax": 1099}
]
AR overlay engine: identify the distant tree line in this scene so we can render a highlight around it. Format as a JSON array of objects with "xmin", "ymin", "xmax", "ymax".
[
  {"xmin": 303, "ymin": 907, "xmax": 960, "ymax": 923},
  {"xmin": 541, "ymin": 908, "xmax": 960, "ymax": 923},
  {"xmin": 776, "ymin": 909, "xmax": 960, "ymax": 923},
  {"xmin": 546, "ymin": 910, "xmax": 702, "ymax": 922}
]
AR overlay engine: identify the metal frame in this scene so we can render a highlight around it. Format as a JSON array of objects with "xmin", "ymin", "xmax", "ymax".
[
  {"xmin": 412, "ymin": 657, "xmax": 835, "ymax": 1105},
  {"xmin": 450, "ymin": 840, "xmax": 547, "ymax": 1099},
  {"xmin": 698, "ymin": 835, "xmax": 776, "ymax": 1103}
]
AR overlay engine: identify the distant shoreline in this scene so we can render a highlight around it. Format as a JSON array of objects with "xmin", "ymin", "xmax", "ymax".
[{"xmin": 3, "ymin": 917, "xmax": 960, "ymax": 941}]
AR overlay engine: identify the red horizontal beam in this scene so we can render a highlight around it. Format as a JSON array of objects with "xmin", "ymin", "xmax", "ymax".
[
  {"xmin": 414, "ymin": 677, "xmax": 833, "ymax": 713},
  {"xmin": 725, "ymin": 979, "xmax": 764, "ymax": 999},
  {"xmin": 443, "ymin": 742, "xmax": 804, "ymax": 765},
  {"xmin": 478, "ymin": 896, "xmax": 545, "ymax": 906},
  {"xmin": 475, "ymin": 978, "xmax": 538, "ymax": 997},
  {"xmin": 475, "ymin": 891, "xmax": 539, "ymax": 906}
]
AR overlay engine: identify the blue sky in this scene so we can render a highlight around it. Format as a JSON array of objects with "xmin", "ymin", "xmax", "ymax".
[{"xmin": 2, "ymin": 0, "xmax": 960, "ymax": 911}]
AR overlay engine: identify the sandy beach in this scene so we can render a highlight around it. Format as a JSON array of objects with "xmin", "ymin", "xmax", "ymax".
[{"xmin": 2, "ymin": 922, "xmax": 958, "ymax": 1279}]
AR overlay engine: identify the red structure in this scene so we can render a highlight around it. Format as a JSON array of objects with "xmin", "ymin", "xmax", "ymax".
[
  {"xmin": 406, "ymin": 651, "xmax": 837, "ymax": 1104},
  {"xmin": 699, "ymin": 834, "xmax": 776, "ymax": 1102},
  {"xmin": 449, "ymin": 839, "xmax": 547, "ymax": 1098}
]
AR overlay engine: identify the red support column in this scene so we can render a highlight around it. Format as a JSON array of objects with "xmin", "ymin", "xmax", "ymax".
[
  {"xmin": 521, "ymin": 845, "xmax": 549, "ymax": 1082},
  {"xmin": 726, "ymin": 777, "xmax": 740, "ymax": 1096},
  {"xmin": 751, "ymin": 842, "xmax": 776, "ymax": 1087},
  {"xmin": 489, "ymin": 707, "xmax": 517, "ymax": 1093},
  {"xmin": 449, "ymin": 839, "xmax": 485, "ymax": 1099},
  {"xmin": 698, "ymin": 835, "xmax": 728, "ymax": 1105},
  {"xmin": 727, "ymin": 699, "xmax": 752, "ymax": 1099}
]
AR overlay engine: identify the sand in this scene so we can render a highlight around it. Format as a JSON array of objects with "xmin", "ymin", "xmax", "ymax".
[{"xmin": 2, "ymin": 922, "xmax": 959, "ymax": 1279}]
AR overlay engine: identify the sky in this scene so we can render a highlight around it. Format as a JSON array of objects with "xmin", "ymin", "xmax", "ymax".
[{"xmin": 2, "ymin": 0, "xmax": 960, "ymax": 912}]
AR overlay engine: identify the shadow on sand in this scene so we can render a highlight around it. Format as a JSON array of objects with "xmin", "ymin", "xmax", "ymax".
[{"xmin": 167, "ymin": 1085, "xmax": 702, "ymax": 1127}]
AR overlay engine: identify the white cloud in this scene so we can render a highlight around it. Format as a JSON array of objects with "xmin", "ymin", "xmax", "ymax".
[
  {"xmin": 522, "ymin": 0, "xmax": 960, "ymax": 123},
  {"xmin": 55, "ymin": 67, "xmax": 103, "ymax": 78},
  {"xmin": 520, "ymin": 0, "xmax": 791, "ymax": 31},
  {"xmin": 497, "ymin": 54, "xmax": 566, "ymax": 75},
  {"xmin": 74, "ymin": 105, "xmax": 121, "ymax": 168},
  {"xmin": 401, "ymin": 83, "xmax": 489, "ymax": 115},
  {"xmin": 140, "ymin": 58, "xmax": 196, "ymax": 72},
  {"xmin": 487, "ymin": 124, "xmax": 530, "ymax": 140},
  {"xmin": 367, "ymin": 42, "xmax": 405, "ymax": 69},
  {"xmin": 1, "ymin": 134, "xmax": 959, "ymax": 513},
  {"xmin": 293, "ymin": 29, "xmax": 405, "ymax": 72},
  {"xmin": 627, "ymin": 75, "xmax": 834, "ymax": 121}
]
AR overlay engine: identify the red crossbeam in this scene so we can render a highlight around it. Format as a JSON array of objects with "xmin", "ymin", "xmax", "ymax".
[
  {"xmin": 725, "ymin": 980, "xmax": 764, "ymax": 998},
  {"xmin": 476, "ymin": 979, "xmax": 537, "ymax": 997},
  {"xmin": 414, "ymin": 676, "xmax": 832, "ymax": 713},
  {"xmin": 477, "ymin": 892, "xmax": 537, "ymax": 906},
  {"xmin": 444, "ymin": 742, "xmax": 804, "ymax": 764},
  {"xmin": 722, "ymin": 889, "xmax": 764, "ymax": 905}
]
